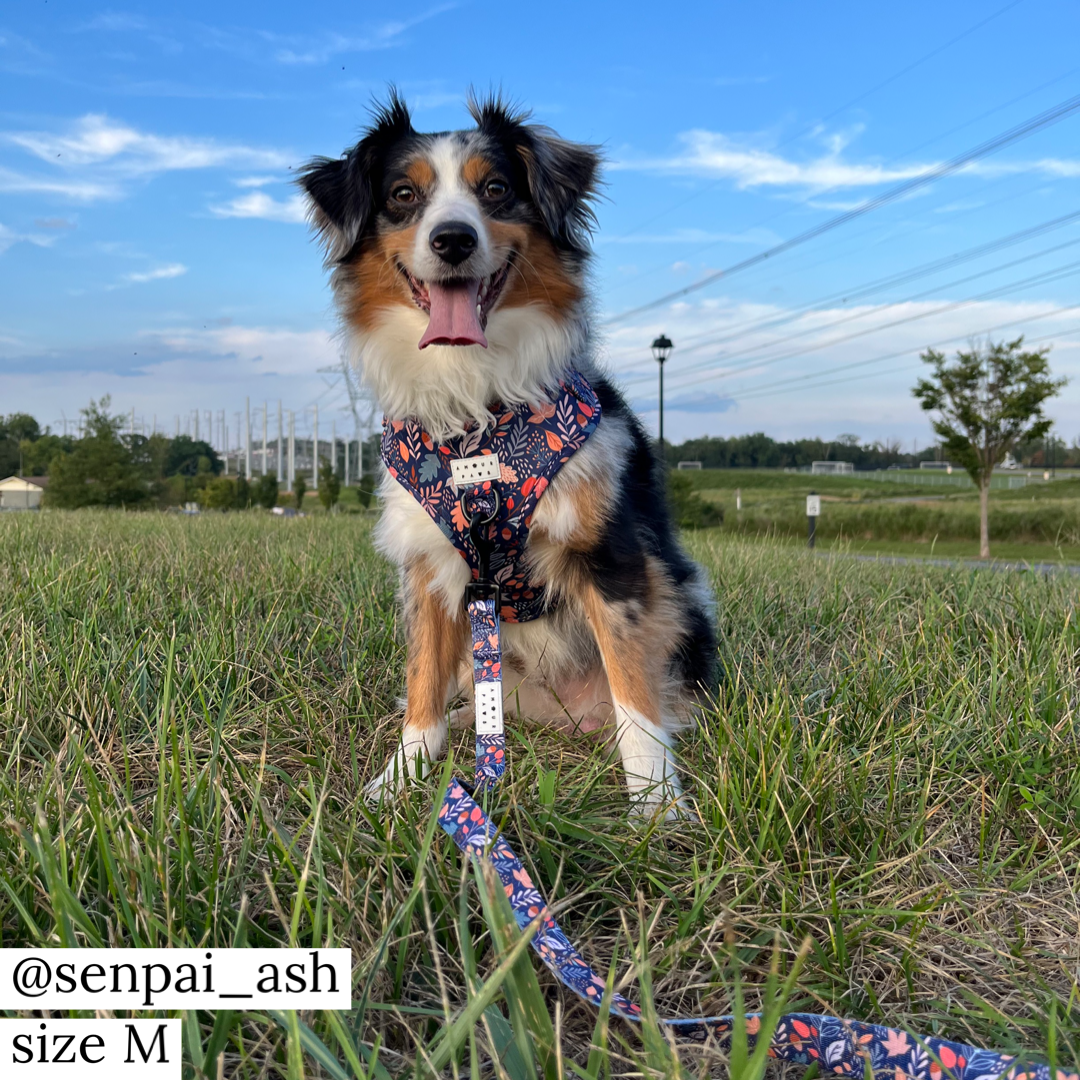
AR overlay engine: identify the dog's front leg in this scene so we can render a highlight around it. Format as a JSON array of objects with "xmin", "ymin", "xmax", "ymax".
[
  {"xmin": 365, "ymin": 559, "xmax": 467, "ymax": 801},
  {"xmin": 580, "ymin": 575, "xmax": 685, "ymax": 820}
]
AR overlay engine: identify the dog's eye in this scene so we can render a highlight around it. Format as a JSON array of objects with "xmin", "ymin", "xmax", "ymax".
[
  {"xmin": 392, "ymin": 185, "xmax": 417, "ymax": 204},
  {"xmin": 483, "ymin": 179, "xmax": 508, "ymax": 199}
]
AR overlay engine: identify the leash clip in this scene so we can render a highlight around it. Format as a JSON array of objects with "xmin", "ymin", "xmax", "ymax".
[{"xmin": 462, "ymin": 489, "xmax": 500, "ymax": 589}]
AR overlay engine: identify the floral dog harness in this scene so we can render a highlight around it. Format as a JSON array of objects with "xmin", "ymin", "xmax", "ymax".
[{"xmin": 381, "ymin": 369, "xmax": 602, "ymax": 622}]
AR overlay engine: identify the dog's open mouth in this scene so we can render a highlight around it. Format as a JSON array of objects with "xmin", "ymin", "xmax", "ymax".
[{"xmin": 399, "ymin": 258, "xmax": 512, "ymax": 350}]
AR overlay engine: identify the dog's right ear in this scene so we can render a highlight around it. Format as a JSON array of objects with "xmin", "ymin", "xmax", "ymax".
[
  {"xmin": 298, "ymin": 154, "xmax": 371, "ymax": 264},
  {"xmin": 298, "ymin": 92, "xmax": 414, "ymax": 264}
]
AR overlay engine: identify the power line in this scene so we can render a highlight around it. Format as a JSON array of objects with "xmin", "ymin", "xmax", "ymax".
[
  {"xmin": 621, "ymin": 228, "xmax": 1080, "ymax": 389},
  {"xmin": 710, "ymin": 304, "xmax": 1080, "ymax": 406},
  {"xmin": 602, "ymin": 92, "xmax": 1080, "ymax": 326},
  {"xmin": 606, "ymin": 0, "xmax": 1026, "ymax": 245},
  {"xmin": 730, "ymin": 318, "xmax": 1080, "ymax": 405},
  {"xmin": 603, "ymin": 63, "xmax": 1080, "ymax": 307},
  {"xmin": 645, "ymin": 258, "xmax": 1080, "ymax": 397},
  {"xmin": 616, "ymin": 207, "xmax": 1080, "ymax": 382}
]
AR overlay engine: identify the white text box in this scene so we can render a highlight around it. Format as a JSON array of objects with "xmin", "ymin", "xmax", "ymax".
[
  {"xmin": 0, "ymin": 949, "xmax": 351, "ymax": 1009},
  {"xmin": 2, "ymin": 1019, "xmax": 181, "ymax": 1077}
]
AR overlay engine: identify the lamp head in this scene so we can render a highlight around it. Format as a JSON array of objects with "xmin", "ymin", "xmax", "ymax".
[{"xmin": 651, "ymin": 334, "xmax": 673, "ymax": 363}]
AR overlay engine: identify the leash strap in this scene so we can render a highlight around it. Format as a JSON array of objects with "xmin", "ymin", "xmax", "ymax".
[
  {"xmin": 437, "ymin": 780, "xmax": 1054, "ymax": 1080},
  {"xmin": 447, "ymin": 473, "xmax": 1053, "ymax": 1080},
  {"xmin": 462, "ymin": 486, "xmax": 505, "ymax": 791},
  {"xmin": 468, "ymin": 595, "xmax": 505, "ymax": 789}
]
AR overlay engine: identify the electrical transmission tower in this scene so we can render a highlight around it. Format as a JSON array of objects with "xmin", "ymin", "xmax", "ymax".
[{"xmin": 316, "ymin": 358, "xmax": 378, "ymax": 480}]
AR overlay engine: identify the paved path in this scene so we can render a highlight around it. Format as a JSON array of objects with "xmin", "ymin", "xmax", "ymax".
[{"xmin": 822, "ymin": 550, "xmax": 1080, "ymax": 575}]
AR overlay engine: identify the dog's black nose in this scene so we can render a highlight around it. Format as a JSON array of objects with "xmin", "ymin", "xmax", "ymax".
[{"xmin": 429, "ymin": 221, "xmax": 478, "ymax": 266}]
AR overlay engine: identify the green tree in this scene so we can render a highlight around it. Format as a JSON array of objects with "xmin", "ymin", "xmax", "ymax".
[
  {"xmin": 0, "ymin": 413, "xmax": 43, "ymax": 476},
  {"xmin": 164, "ymin": 436, "xmax": 222, "ymax": 477},
  {"xmin": 233, "ymin": 474, "xmax": 251, "ymax": 510},
  {"xmin": 255, "ymin": 472, "xmax": 280, "ymax": 510},
  {"xmin": 199, "ymin": 476, "xmax": 237, "ymax": 510},
  {"xmin": 913, "ymin": 336, "xmax": 1065, "ymax": 558},
  {"xmin": 46, "ymin": 398, "xmax": 149, "ymax": 508},
  {"xmin": 318, "ymin": 459, "xmax": 341, "ymax": 511},
  {"xmin": 19, "ymin": 433, "xmax": 75, "ymax": 476},
  {"xmin": 667, "ymin": 471, "xmax": 724, "ymax": 529},
  {"xmin": 294, "ymin": 474, "xmax": 307, "ymax": 510}
]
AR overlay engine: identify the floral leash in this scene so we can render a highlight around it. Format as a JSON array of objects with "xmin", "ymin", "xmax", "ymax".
[{"xmin": 435, "ymin": 480, "xmax": 1066, "ymax": 1080}]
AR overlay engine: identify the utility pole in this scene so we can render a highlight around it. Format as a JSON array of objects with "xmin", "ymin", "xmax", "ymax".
[
  {"xmin": 262, "ymin": 401, "xmax": 268, "ymax": 478},
  {"xmin": 331, "ymin": 419, "xmax": 337, "ymax": 481},
  {"xmin": 312, "ymin": 403, "xmax": 319, "ymax": 490},
  {"xmin": 277, "ymin": 400, "xmax": 283, "ymax": 483},
  {"xmin": 344, "ymin": 429, "xmax": 350, "ymax": 487},
  {"xmin": 287, "ymin": 410, "xmax": 295, "ymax": 492},
  {"xmin": 244, "ymin": 396, "xmax": 251, "ymax": 480}
]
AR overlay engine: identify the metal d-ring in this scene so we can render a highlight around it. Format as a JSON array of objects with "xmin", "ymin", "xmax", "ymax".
[{"xmin": 459, "ymin": 487, "xmax": 499, "ymax": 526}]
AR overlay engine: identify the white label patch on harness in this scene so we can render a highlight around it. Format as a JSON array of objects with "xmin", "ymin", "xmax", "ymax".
[
  {"xmin": 475, "ymin": 681, "xmax": 504, "ymax": 736},
  {"xmin": 450, "ymin": 454, "xmax": 501, "ymax": 489}
]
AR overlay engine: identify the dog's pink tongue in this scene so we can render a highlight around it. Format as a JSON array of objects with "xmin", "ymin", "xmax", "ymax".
[{"xmin": 418, "ymin": 279, "xmax": 488, "ymax": 349}]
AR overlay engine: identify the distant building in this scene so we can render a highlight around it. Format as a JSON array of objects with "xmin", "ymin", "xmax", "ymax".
[
  {"xmin": 0, "ymin": 476, "xmax": 46, "ymax": 510},
  {"xmin": 810, "ymin": 461, "xmax": 853, "ymax": 475}
]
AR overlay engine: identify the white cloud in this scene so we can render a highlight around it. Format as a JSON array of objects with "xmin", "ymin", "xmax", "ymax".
[
  {"xmin": 209, "ymin": 191, "xmax": 307, "ymax": 224},
  {"xmin": 598, "ymin": 294, "xmax": 1080, "ymax": 441},
  {"xmin": 265, "ymin": 5, "xmax": 456, "ymax": 64},
  {"xmin": 0, "ymin": 115, "xmax": 293, "ymax": 204},
  {"xmin": 2, "ymin": 322, "xmax": 345, "ymax": 434},
  {"xmin": 615, "ymin": 130, "xmax": 1080, "ymax": 191},
  {"xmin": 123, "ymin": 263, "xmax": 187, "ymax": 284},
  {"xmin": 0, "ymin": 222, "xmax": 56, "ymax": 255},
  {"xmin": 0, "ymin": 165, "xmax": 118, "ymax": 201},
  {"xmin": 5, "ymin": 114, "xmax": 290, "ymax": 173},
  {"xmin": 234, "ymin": 175, "xmax": 279, "ymax": 188}
]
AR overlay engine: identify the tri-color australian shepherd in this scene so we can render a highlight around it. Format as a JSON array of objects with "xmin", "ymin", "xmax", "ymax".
[{"xmin": 300, "ymin": 93, "xmax": 716, "ymax": 818}]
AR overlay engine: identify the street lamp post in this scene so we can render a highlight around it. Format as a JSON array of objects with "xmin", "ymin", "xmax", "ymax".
[{"xmin": 651, "ymin": 334, "xmax": 673, "ymax": 458}]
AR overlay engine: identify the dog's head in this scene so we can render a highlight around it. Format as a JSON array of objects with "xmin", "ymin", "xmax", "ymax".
[{"xmin": 299, "ymin": 92, "xmax": 601, "ymax": 357}]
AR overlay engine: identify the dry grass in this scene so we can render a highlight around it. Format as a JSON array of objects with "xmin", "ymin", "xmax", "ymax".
[{"xmin": 0, "ymin": 511, "xmax": 1077, "ymax": 1077}]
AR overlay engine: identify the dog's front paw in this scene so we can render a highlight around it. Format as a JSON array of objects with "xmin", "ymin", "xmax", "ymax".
[
  {"xmin": 628, "ymin": 783, "xmax": 691, "ymax": 823},
  {"xmin": 364, "ymin": 723, "xmax": 448, "ymax": 803}
]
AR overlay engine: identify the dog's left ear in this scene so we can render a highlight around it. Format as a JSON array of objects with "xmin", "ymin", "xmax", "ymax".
[{"xmin": 470, "ymin": 94, "xmax": 602, "ymax": 256}]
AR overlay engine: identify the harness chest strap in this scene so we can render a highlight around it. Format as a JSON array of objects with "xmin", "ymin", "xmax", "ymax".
[{"xmin": 380, "ymin": 369, "xmax": 602, "ymax": 624}]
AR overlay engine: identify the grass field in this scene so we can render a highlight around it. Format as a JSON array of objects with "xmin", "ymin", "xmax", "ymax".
[
  {"xmin": 681, "ymin": 469, "xmax": 1080, "ymax": 559},
  {"xmin": 1, "ymin": 511, "xmax": 1078, "ymax": 1077}
]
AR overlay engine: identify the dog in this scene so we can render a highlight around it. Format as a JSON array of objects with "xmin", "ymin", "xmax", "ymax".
[{"xmin": 299, "ymin": 92, "xmax": 716, "ymax": 817}]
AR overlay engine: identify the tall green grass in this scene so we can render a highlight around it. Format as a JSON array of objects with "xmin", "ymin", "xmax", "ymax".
[{"xmin": 1, "ymin": 512, "xmax": 1078, "ymax": 1076}]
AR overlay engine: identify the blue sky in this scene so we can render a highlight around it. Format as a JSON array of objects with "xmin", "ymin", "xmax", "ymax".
[{"xmin": 3, "ymin": 0, "xmax": 1080, "ymax": 447}]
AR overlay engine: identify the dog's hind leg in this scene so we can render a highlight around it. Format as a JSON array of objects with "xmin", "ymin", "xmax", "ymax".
[
  {"xmin": 366, "ymin": 558, "xmax": 468, "ymax": 801},
  {"xmin": 579, "ymin": 562, "xmax": 686, "ymax": 820}
]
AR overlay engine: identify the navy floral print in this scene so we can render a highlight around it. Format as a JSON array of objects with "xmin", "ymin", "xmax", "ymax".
[{"xmin": 381, "ymin": 370, "xmax": 602, "ymax": 623}]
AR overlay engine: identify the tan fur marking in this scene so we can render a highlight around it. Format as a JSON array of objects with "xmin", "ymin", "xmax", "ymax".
[
  {"xmin": 404, "ymin": 158, "xmax": 436, "ymax": 191},
  {"xmin": 577, "ymin": 557, "xmax": 682, "ymax": 725},
  {"xmin": 497, "ymin": 225, "xmax": 582, "ymax": 319},
  {"xmin": 462, "ymin": 154, "xmax": 494, "ymax": 189},
  {"xmin": 403, "ymin": 557, "xmax": 468, "ymax": 731},
  {"xmin": 343, "ymin": 225, "xmax": 421, "ymax": 332}
]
